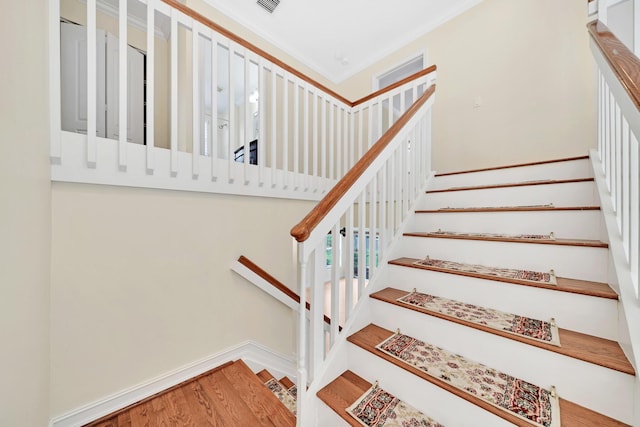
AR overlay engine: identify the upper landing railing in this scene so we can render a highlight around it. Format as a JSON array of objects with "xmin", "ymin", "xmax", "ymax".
[{"xmin": 48, "ymin": 0, "xmax": 436, "ymax": 200}]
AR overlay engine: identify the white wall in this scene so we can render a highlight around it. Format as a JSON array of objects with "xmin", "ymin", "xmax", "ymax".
[
  {"xmin": 50, "ymin": 183, "xmax": 314, "ymax": 415},
  {"xmin": 337, "ymin": 0, "xmax": 597, "ymax": 173},
  {"xmin": 0, "ymin": 1, "xmax": 51, "ymax": 426}
]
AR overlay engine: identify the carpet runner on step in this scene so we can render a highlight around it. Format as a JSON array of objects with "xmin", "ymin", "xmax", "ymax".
[
  {"xmin": 438, "ymin": 203, "xmax": 554, "ymax": 211},
  {"xmin": 264, "ymin": 378, "xmax": 297, "ymax": 415},
  {"xmin": 413, "ymin": 256, "xmax": 557, "ymax": 285},
  {"xmin": 347, "ymin": 381, "xmax": 444, "ymax": 427},
  {"xmin": 397, "ymin": 290, "xmax": 560, "ymax": 346},
  {"xmin": 431, "ymin": 230, "xmax": 556, "ymax": 240},
  {"xmin": 377, "ymin": 332, "xmax": 560, "ymax": 427}
]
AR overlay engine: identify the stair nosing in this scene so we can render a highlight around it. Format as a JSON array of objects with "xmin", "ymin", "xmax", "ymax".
[
  {"xmin": 427, "ymin": 177, "xmax": 595, "ymax": 194},
  {"xmin": 404, "ymin": 231, "xmax": 609, "ymax": 248},
  {"xmin": 388, "ymin": 257, "xmax": 618, "ymax": 300},
  {"xmin": 371, "ymin": 287, "xmax": 635, "ymax": 376},
  {"xmin": 435, "ymin": 155, "xmax": 590, "ymax": 177},
  {"xmin": 415, "ymin": 205, "xmax": 601, "ymax": 213}
]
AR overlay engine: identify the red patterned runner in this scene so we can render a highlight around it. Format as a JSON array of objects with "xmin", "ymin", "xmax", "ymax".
[
  {"xmin": 430, "ymin": 230, "xmax": 556, "ymax": 240},
  {"xmin": 376, "ymin": 333, "xmax": 560, "ymax": 427},
  {"xmin": 414, "ymin": 256, "xmax": 557, "ymax": 285},
  {"xmin": 346, "ymin": 382, "xmax": 444, "ymax": 427},
  {"xmin": 397, "ymin": 291, "xmax": 560, "ymax": 346}
]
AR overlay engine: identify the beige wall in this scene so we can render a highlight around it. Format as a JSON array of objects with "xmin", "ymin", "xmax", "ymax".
[
  {"xmin": 338, "ymin": 0, "xmax": 597, "ymax": 173},
  {"xmin": 50, "ymin": 184, "xmax": 313, "ymax": 414},
  {"xmin": 0, "ymin": 0, "xmax": 51, "ymax": 426}
]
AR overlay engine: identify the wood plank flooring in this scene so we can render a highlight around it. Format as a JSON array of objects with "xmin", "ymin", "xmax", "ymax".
[
  {"xmin": 388, "ymin": 257, "xmax": 618, "ymax": 299},
  {"xmin": 347, "ymin": 324, "xmax": 630, "ymax": 427},
  {"xmin": 371, "ymin": 287, "xmax": 634, "ymax": 375},
  {"xmin": 84, "ymin": 360, "xmax": 295, "ymax": 427}
]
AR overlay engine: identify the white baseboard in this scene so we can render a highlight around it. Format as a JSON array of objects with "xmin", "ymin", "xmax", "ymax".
[{"xmin": 49, "ymin": 341, "xmax": 296, "ymax": 427}]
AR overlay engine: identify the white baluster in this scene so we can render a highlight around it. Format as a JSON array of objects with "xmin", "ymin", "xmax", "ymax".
[
  {"xmin": 303, "ymin": 85, "xmax": 310, "ymax": 191},
  {"xmin": 210, "ymin": 35, "xmax": 218, "ymax": 181},
  {"xmin": 313, "ymin": 92, "xmax": 319, "ymax": 189},
  {"xmin": 282, "ymin": 73, "xmax": 290, "ymax": 189},
  {"xmin": 369, "ymin": 177, "xmax": 377, "ymax": 277},
  {"xmin": 622, "ymin": 117, "xmax": 631, "ymax": 259},
  {"xmin": 146, "ymin": 0, "xmax": 155, "ymax": 172},
  {"xmin": 357, "ymin": 191, "xmax": 366, "ymax": 297},
  {"xmin": 228, "ymin": 45, "xmax": 236, "ymax": 183},
  {"xmin": 270, "ymin": 66, "xmax": 277, "ymax": 187},
  {"xmin": 344, "ymin": 206, "xmax": 354, "ymax": 319},
  {"xmin": 192, "ymin": 23, "xmax": 200, "ymax": 178},
  {"xmin": 330, "ymin": 223, "xmax": 340, "ymax": 346},
  {"xmin": 329, "ymin": 102, "xmax": 334, "ymax": 182},
  {"xmin": 293, "ymin": 81, "xmax": 300, "ymax": 190},
  {"xmin": 312, "ymin": 245, "xmax": 325, "ymax": 378},
  {"xmin": 258, "ymin": 59, "xmax": 266, "ymax": 186},
  {"xmin": 296, "ymin": 254, "xmax": 308, "ymax": 427},
  {"xmin": 243, "ymin": 51, "xmax": 251, "ymax": 185},
  {"xmin": 631, "ymin": 132, "xmax": 640, "ymax": 293},
  {"xmin": 170, "ymin": 10, "xmax": 178, "ymax": 175},
  {"xmin": 87, "ymin": 0, "xmax": 97, "ymax": 166},
  {"xmin": 118, "ymin": 0, "xmax": 128, "ymax": 169}
]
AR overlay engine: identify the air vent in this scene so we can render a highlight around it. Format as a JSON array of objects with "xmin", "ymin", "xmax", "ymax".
[{"xmin": 257, "ymin": 0, "xmax": 279, "ymax": 13}]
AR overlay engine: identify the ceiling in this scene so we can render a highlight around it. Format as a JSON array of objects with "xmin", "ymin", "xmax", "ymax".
[{"xmin": 202, "ymin": 0, "xmax": 484, "ymax": 84}]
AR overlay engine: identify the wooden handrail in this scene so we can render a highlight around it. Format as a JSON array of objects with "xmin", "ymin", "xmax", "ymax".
[
  {"xmin": 352, "ymin": 65, "xmax": 437, "ymax": 107},
  {"xmin": 290, "ymin": 84, "xmax": 436, "ymax": 243},
  {"xmin": 588, "ymin": 20, "xmax": 640, "ymax": 111},
  {"xmin": 237, "ymin": 256, "xmax": 337, "ymax": 328},
  {"xmin": 160, "ymin": 0, "xmax": 435, "ymax": 108}
]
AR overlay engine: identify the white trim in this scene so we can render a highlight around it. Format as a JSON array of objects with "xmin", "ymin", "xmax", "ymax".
[{"xmin": 49, "ymin": 341, "xmax": 295, "ymax": 427}]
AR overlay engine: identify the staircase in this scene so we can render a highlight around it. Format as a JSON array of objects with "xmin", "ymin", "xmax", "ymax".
[
  {"xmin": 83, "ymin": 360, "xmax": 297, "ymax": 426},
  {"xmin": 316, "ymin": 155, "xmax": 636, "ymax": 426}
]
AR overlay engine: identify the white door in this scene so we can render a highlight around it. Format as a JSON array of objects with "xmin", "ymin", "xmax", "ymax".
[
  {"xmin": 60, "ymin": 22, "xmax": 106, "ymax": 136},
  {"xmin": 106, "ymin": 33, "xmax": 145, "ymax": 145}
]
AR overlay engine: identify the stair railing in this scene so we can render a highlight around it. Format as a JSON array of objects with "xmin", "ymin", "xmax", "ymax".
[
  {"xmin": 48, "ymin": 0, "xmax": 435, "ymax": 201},
  {"xmin": 290, "ymin": 84, "xmax": 436, "ymax": 426},
  {"xmin": 588, "ymin": 19, "xmax": 640, "ymax": 426}
]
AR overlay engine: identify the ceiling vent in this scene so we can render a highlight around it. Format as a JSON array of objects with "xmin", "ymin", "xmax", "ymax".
[{"xmin": 257, "ymin": 0, "xmax": 279, "ymax": 13}]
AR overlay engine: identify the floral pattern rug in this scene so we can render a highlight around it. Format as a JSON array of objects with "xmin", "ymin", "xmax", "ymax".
[
  {"xmin": 346, "ymin": 382, "xmax": 444, "ymax": 427},
  {"xmin": 429, "ymin": 230, "xmax": 556, "ymax": 241},
  {"xmin": 264, "ymin": 378, "xmax": 297, "ymax": 415},
  {"xmin": 438, "ymin": 203, "xmax": 554, "ymax": 211},
  {"xmin": 397, "ymin": 291, "xmax": 560, "ymax": 346},
  {"xmin": 287, "ymin": 384, "xmax": 297, "ymax": 398},
  {"xmin": 413, "ymin": 256, "xmax": 557, "ymax": 285},
  {"xmin": 377, "ymin": 333, "xmax": 560, "ymax": 427}
]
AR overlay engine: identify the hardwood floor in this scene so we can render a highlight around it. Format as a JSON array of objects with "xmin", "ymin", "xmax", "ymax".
[{"xmin": 84, "ymin": 360, "xmax": 296, "ymax": 427}]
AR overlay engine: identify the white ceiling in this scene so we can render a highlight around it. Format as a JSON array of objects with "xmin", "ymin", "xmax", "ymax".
[{"xmin": 203, "ymin": 0, "xmax": 484, "ymax": 84}]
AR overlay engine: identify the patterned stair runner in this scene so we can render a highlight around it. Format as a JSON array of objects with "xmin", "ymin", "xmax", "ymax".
[
  {"xmin": 377, "ymin": 332, "xmax": 560, "ymax": 427},
  {"xmin": 347, "ymin": 381, "xmax": 444, "ymax": 427},
  {"xmin": 431, "ymin": 230, "xmax": 556, "ymax": 240},
  {"xmin": 439, "ymin": 203, "xmax": 554, "ymax": 211},
  {"xmin": 397, "ymin": 290, "xmax": 560, "ymax": 346},
  {"xmin": 264, "ymin": 378, "xmax": 297, "ymax": 415},
  {"xmin": 414, "ymin": 256, "xmax": 557, "ymax": 285}
]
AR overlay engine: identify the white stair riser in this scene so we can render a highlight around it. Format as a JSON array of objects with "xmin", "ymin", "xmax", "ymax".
[
  {"xmin": 410, "ymin": 210, "xmax": 604, "ymax": 241},
  {"xmin": 346, "ymin": 344, "xmax": 514, "ymax": 427},
  {"xmin": 369, "ymin": 301, "xmax": 635, "ymax": 424},
  {"xmin": 395, "ymin": 236, "xmax": 609, "ymax": 283},
  {"xmin": 431, "ymin": 159, "xmax": 593, "ymax": 190},
  {"xmin": 421, "ymin": 181, "xmax": 597, "ymax": 210},
  {"xmin": 317, "ymin": 402, "xmax": 350, "ymax": 426},
  {"xmin": 379, "ymin": 265, "xmax": 618, "ymax": 340}
]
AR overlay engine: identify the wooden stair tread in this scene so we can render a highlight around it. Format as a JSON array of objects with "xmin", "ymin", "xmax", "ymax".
[
  {"xmin": 279, "ymin": 376, "xmax": 295, "ymax": 390},
  {"xmin": 317, "ymin": 370, "xmax": 372, "ymax": 426},
  {"xmin": 416, "ymin": 205, "xmax": 601, "ymax": 213},
  {"xmin": 435, "ymin": 155, "xmax": 590, "ymax": 177},
  {"xmin": 427, "ymin": 177, "xmax": 594, "ymax": 193},
  {"xmin": 256, "ymin": 369, "xmax": 275, "ymax": 383},
  {"xmin": 219, "ymin": 360, "xmax": 296, "ymax": 426},
  {"xmin": 348, "ymin": 324, "xmax": 630, "ymax": 427},
  {"xmin": 404, "ymin": 231, "xmax": 609, "ymax": 248},
  {"xmin": 388, "ymin": 257, "xmax": 618, "ymax": 299},
  {"xmin": 371, "ymin": 287, "xmax": 634, "ymax": 375}
]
